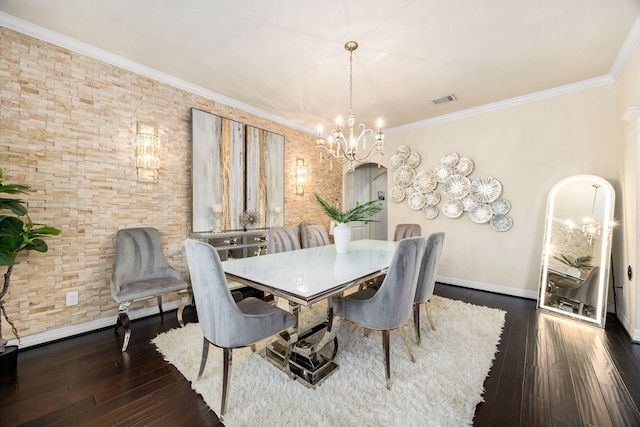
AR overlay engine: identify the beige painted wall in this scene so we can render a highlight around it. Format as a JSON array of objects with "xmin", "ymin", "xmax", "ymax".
[
  {"xmin": 615, "ymin": 40, "xmax": 640, "ymax": 338},
  {"xmin": 385, "ymin": 85, "xmax": 618, "ymax": 296},
  {"xmin": 0, "ymin": 27, "xmax": 341, "ymax": 340}
]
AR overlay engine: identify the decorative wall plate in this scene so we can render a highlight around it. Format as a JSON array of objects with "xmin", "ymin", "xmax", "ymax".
[
  {"xmin": 469, "ymin": 203, "xmax": 493, "ymax": 223},
  {"xmin": 408, "ymin": 192, "xmax": 426, "ymax": 210},
  {"xmin": 441, "ymin": 152, "xmax": 459, "ymax": 167},
  {"xmin": 454, "ymin": 157, "xmax": 474, "ymax": 176},
  {"xmin": 413, "ymin": 170, "xmax": 437, "ymax": 193},
  {"xmin": 393, "ymin": 166, "xmax": 416, "ymax": 187},
  {"xmin": 442, "ymin": 174, "xmax": 471, "ymax": 200},
  {"xmin": 406, "ymin": 151, "xmax": 421, "ymax": 168},
  {"xmin": 470, "ymin": 176, "xmax": 502, "ymax": 203},
  {"xmin": 461, "ymin": 195, "xmax": 478, "ymax": 212},
  {"xmin": 442, "ymin": 199, "xmax": 464, "ymax": 218},
  {"xmin": 434, "ymin": 164, "xmax": 453, "ymax": 183},
  {"xmin": 422, "ymin": 205, "xmax": 439, "ymax": 220},
  {"xmin": 389, "ymin": 153, "xmax": 405, "ymax": 169},
  {"xmin": 490, "ymin": 198, "xmax": 511, "ymax": 215},
  {"xmin": 390, "ymin": 185, "xmax": 406, "ymax": 203},
  {"xmin": 396, "ymin": 145, "xmax": 411, "ymax": 159},
  {"xmin": 490, "ymin": 214, "xmax": 513, "ymax": 232},
  {"xmin": 404, "ymin": 185, "xmax": 416, "ymax": 198},
  {"xmin": 424, "ymin": 190, "xmax": 441, "ymax": 206}
]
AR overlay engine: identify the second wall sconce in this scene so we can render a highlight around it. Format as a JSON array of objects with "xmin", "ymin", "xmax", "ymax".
[
  {"xmin": 296, "ymin": 158, "xmax": 308, "ymax": 195},
  {"xmin": 135, "ymin": 122, "xmax": 160, "ymax": 182}
]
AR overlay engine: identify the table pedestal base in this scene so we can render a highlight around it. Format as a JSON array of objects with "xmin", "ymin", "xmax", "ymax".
[{"xmin": 266, "ymin": 323, "xmax": 338, "ymax": 387}]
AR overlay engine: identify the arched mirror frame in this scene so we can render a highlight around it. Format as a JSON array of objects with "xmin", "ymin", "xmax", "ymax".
[{"xmin": 537, "ymin": 174, "xmax": 615, "ymax": 328}]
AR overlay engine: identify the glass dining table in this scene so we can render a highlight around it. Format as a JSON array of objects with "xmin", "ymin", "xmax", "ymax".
[{"xmin": 221, "ymin": 238, "xmax": 398, "ymax": 386}]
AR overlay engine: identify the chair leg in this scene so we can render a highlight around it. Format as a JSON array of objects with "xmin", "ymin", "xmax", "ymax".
[
  {"xmin": 425, "ymin": 302, "xmax": 436, "ymax": 331},
  {"xmin": 221, "ymin": 348, "xmax": 233, "ymax": 418},
  {"xmin": 382, "ymin": 330, "xmax": 392, "ymax": 390},
  {"xmin": 413, "ymin": 303, "xmax": 421, "ymax": 345},
  {"xmin": 156, "ymin": 295, "xmax": 164, "ymax": 317},
  {"xmin": 402, "ymin": 325, "xmax": 415, "ymax": 363},
  {"xmin": 118, "ymin": 301, "xmax": 132, "ymax": 352},
  {"xmin": 197, "ymin": 337, "xmax": 210, "ymax": 379},
  {"xmin": 177, "ymin": 290, "xmax": 189, "ymax": 327}
]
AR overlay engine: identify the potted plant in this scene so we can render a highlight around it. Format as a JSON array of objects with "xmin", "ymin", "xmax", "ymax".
[
  {"xmin": 0, "ymin": 167, "xmax": 60, "ymax": 374},
  {"xmin": 314, "ymin": 193, "xmax": 382, "ymax": 254},
  {"xmin": 553, "ymin": 254, "xmax": 593, "ymax": 278}
]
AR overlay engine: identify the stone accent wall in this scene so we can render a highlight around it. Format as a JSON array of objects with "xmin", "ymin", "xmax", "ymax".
[{"xmin": 0, "ymin": 27, "xmax": 342, "ymax": 339}]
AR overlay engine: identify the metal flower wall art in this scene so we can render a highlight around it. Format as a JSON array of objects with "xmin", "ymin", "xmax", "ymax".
[
  {"xmin": 389, "ymin": 147, "xmax": 513, "ymax": 232},
  {"xmin": 240, "ymin": 210, "xmax": 261, "ymax": 230}
]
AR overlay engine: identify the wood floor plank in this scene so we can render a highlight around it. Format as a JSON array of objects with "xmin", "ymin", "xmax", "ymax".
[{"xmin": 2, "ymin": 285, "xmax": 639, "ymax": 426}]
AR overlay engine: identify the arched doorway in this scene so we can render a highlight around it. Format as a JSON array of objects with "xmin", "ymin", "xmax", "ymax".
[{"xmin": 344, "ymin": 163, "xmax": 388, "ymax": 240}]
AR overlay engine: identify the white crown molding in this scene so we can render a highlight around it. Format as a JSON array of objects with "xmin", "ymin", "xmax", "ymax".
[
  {"xmin": 1, "ymin": 11, "xmax": 637, "ymax": 139},
  {"xmin": 0, "ymin": 11, "xmax": 313, "ymax": 135},
  {"xmin": 609, "ymin": 14, "xmax": 640, "ymax": 80},
  {"xmin": 386, "ymin": 75, "xmax": 614, "ymax": 134}
]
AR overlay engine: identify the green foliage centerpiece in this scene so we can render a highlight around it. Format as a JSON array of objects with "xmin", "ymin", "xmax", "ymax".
[
  {"xmin": 0, "ymin": 167, "xmax": 60, "ymax": 354},
  {"xmin": 314, "ymin": 193, "xmax": 382, "ymax": 254}
]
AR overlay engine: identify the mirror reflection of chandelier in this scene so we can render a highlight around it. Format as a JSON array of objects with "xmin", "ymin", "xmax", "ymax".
[
  {"xmin": 582, "ymin": 184, "xmax": 601, "ymax": 245},
  {"xmin": 316, "ymin": 41, "xmax": 385, "ymax": 171}
]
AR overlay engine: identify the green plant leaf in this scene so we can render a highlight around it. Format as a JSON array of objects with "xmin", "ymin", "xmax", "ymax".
[{"xmin": 314, "ymin": 193, "xmax": 382, "ymax": 224}]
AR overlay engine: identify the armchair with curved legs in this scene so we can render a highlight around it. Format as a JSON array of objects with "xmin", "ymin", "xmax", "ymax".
[
  {"xmin": 413, "ymin": 232, "xmax": 445, "ymax": 345},
  {"xmin": 329, "ymin": 236, "xmax": 426, "ymax": 389},
  {"xmin": 184, "ymin": 239, "xmax": 297, "ymax": 419},
  {"xmin": 111, "ymin": 227, "xmax": 189, "ymax": 352}
]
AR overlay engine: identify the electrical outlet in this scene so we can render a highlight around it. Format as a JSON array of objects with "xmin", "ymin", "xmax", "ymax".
[{"xmin": 66, "ymin": 291, "xmax": 79, "ymax": 306}]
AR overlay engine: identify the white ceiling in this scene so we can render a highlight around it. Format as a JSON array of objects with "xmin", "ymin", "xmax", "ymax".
[{"xmin": 1, "ymin": 0, "xmax": 640, "ymax": 133}]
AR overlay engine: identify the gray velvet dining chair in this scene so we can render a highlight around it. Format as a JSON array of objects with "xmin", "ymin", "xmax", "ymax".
[
  {"xmin": 413, "ymin": 232, "xmax": 445, "ymax": 345},
  {"xmin": 266, "ymin": 226, "xmax": 301, "ymax": 253},
  {"xmin": 329, "ymin": 236, "xmax": 426, "ymax": 390},
  {"xmin": 299, "ymin": 222, "xmax": 331, "ymax": 248},
  {"xmin": 553, "ymin": 266, "xmax": 602, "ymax": 317},
  {"xmin": 184, "ymin": 239, "xmax": 297, "ymax": 419},
  {"xmin": 111, "ymin": 227, "xmax": 189, "ymax": 352},
  {"xmin": 393, "ymin": 223, "xmax": 422, "ymax": 241}
]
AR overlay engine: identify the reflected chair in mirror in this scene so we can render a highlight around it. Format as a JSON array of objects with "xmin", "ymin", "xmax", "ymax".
[
  {"xmin": 184, "ymin": 239, "xmax": 297, "ymax": 419},
  {"xmin": 299, "ymin": 222, "xmax": 331, "ymax": 248},
  {"xmin": 329, "ymin": 236, "xmax": 426, "ymax": 389},
  {"xmin": 393, "ymin": 223, "xmax": 422, "ymax": 241},
  {"xmin": 266, "ymin": 226, "xmax": 301, "ymax": 253},
  {"xmin": 111, "ymin": 227, "xmax": 189, "ymax": 352},
  {"xmin": 413, "ymin": 232, "xmax": 445, "ymax": 345},
  {"xmin": 552, "ymin": 266, "xmax": 601, "ymax": 317}
]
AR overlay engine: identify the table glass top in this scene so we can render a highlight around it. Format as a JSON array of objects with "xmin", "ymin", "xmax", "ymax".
[{"xmin": 221, "ymin": 239, "xmax": 398, "ymax": 303}]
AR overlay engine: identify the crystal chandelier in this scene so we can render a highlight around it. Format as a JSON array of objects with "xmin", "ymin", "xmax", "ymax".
[
  {"xmin": 316, "ymin": 41, "xmax": 385, "ymax": 171},
  {"xmin": 582, "ymin": 184, "xmax": 601, "ymax": 245}
]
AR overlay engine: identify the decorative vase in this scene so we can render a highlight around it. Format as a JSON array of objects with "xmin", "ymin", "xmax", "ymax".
[{"xmin": 333, "ymin": 222, "xmax": 351, "ymax": 254}]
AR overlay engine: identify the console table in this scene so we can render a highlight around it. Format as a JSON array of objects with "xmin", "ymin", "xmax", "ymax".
[{"xmin": 190, "ymin": 228, "xmax": 268, "ymax": 261}]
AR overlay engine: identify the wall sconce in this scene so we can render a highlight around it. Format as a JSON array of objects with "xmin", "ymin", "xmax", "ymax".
[
  {"xmin": 296, "ymin": 158, "xmax": 307, "ymax": 195},
  {"xmin": 135, "ymin": 122, "xmax": 160, "ymax": 182}
]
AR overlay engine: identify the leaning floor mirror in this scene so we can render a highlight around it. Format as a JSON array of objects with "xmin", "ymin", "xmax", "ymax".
[{"xmin": 537, "ymin": 174, "xmax": 615, "ymax": 328}]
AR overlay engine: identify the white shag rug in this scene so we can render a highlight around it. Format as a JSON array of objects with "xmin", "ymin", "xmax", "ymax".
[{"xmin": 152, "ymin": 296, "xmax": 505, "ymax": 427}]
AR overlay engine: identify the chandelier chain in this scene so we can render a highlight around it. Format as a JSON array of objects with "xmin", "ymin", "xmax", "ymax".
[{"xmin": 349, "ymin": 49, "xmax": 354, "ymax": 117}]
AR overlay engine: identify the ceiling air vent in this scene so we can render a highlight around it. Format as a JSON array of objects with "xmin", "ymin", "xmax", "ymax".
[{"xmin": 432, "ymin": 94, "xmax": 457, "ymax": 105}]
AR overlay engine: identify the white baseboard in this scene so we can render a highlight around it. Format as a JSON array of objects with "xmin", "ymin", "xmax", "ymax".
[
  {"xmin": 437, "ymin": 275, "xmax": 539, "ymax": 300},
  {"xmin": 7, "ymin": 299, "xmax": 184, "ymax": 349},
  {"xmin": 612, "ymin": 309, "xmax": 640, "ymax": 343}
]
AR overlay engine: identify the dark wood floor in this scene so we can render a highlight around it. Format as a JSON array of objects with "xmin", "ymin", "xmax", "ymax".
[{"xmin": 1, "ymin": 284, "xmax": 639, "ymax": 426}]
